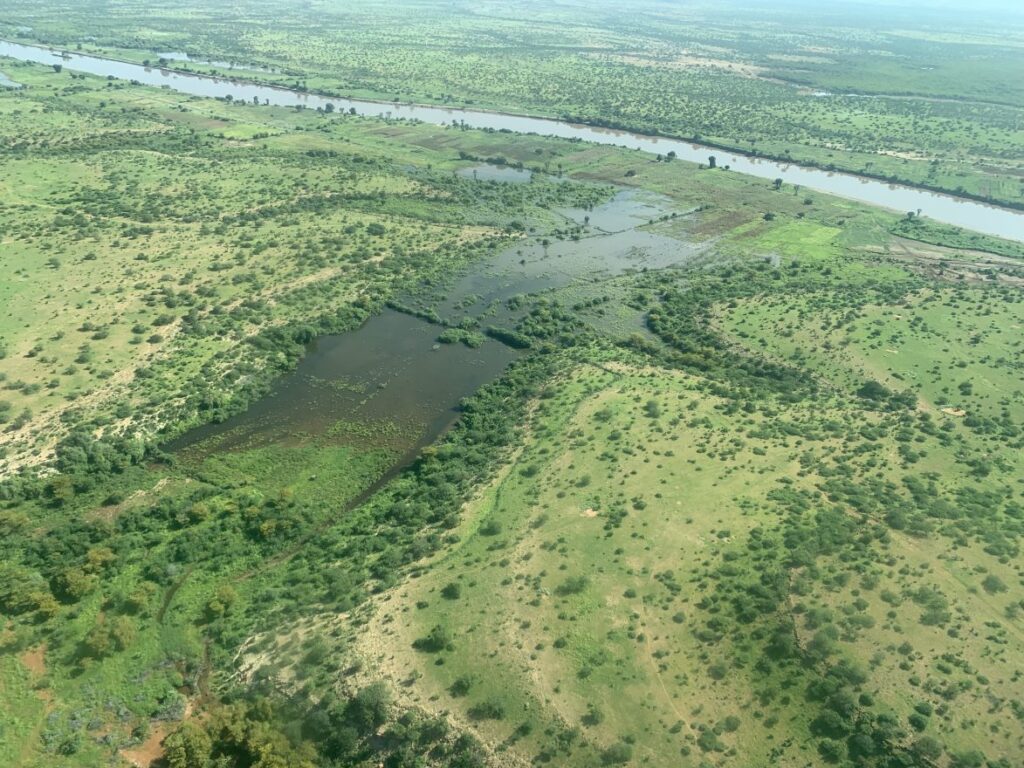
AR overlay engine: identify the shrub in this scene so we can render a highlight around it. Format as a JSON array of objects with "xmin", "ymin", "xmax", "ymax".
[
  {"xmin": 467, "ymin": 700, "xmax": 505, "ymax": 721},
  {"xmin": 601, "ymin": 742, "xmax": 633, "ymax": 765},
  {"xmin": 441, "ymin": 582, "xmax": 462, "ymax": 600},
  {"xmin": 555, "ymin": 575, "xmax": 589, "ymax": 596},
  {"xmin": 413, "ymin": 624, "xmax": 453, "ymax": 653}
]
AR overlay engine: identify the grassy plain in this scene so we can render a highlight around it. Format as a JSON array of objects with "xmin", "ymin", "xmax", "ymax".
[
  {"xmin": 0, "ymin": 57, "xmax": 614, "ymax": 472},
  {"xmin": 329, "ymin": 219, "xmax": 1024, "ymax": 766},
  {"xmin": 1, "ymin": 32, "xmax": 1023, "ymax": 768}
]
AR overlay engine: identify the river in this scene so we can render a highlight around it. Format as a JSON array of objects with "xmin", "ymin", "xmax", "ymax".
[{"xmin": 1, "ymin": 39, "xmax": 1022, "ymax": 243}]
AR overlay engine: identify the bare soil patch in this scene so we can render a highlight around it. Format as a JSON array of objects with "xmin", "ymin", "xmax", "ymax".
[
  {"xmin": 19, "ymin": 644, "xmax": 46, "ymax": 677},
  {"xmin": 121, "ymin": 701, "xmax": 195, "ymax": 768}
]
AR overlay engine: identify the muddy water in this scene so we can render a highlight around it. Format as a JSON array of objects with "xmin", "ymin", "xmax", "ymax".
[
  {"xmin": 436, "ymin": 190, "xmax": 702, "ymax": 321},
  {"xmin": 167, "ymin": 190, "xmax": 694, "ymax": 464},
  {"xmin": 166, "ymin": 308, "xmax": 517, "ymax": 459},
  {"xmin": 2, "ymin": 39, "xmax": 1022, "ymax": 242},
  {"xmin": 456, "ymin": 165, "xmax": 534, "ymax": 183}
]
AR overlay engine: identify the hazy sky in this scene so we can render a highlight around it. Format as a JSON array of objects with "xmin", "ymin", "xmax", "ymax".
[{"xmin": 705, "ymin": 0, "xmax": 1024, "ymax": 13}]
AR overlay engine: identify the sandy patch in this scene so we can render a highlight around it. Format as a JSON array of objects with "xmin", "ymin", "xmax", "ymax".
[
  {"xmin": 590, "ymin": 51, "xmax": 766, "ymax": 79},
  {"xmin": 766, "ymin": 53, "xmax": 834, "ymax": 64},
  {"xmin": 878, "ymin": 149, "xmax": 933, "ymax": 161},
  {"xmin": 941, "ymin": 407, "xmax": 966, "ymax": 417},
  {"xmin": 20, "ymin": 645, "xmax": 46, "ymax": 677},
  {"xmin": 121, "ymin": 701, "xmax": 195, "ymax": 768},
  {"xmin": 580, "ymin": 508, "xmax": 599, "ymax": 518},
  {"xmin": 122, "ymin": 730, "xmax": 168, "ymax": 768},
  {"xmin": 91, "ymin": 477, "xmax": 178, "ymax": 523}
]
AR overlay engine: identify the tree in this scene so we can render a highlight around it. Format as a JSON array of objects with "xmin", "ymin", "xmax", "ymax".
[
  {"xmin": 555, "ymin": 575, "xmax": 589, "ymax": 596},
  {"xmin": 163, "ymin": 722, "xmax": 213, "ymax": 768},
  {"xmin": 950, "ymin": 750, "xmax": 986, "ymax": 768},
  {"xmin": 708, "ymin": 155, "xmax": 716, "ymax": 169},
  {"xmin": 857, "ymin": 380, "xmax": 891, "ymax": 402},
  {"xmin": 449, "ymin": 675, "xmax": 473, "ymax": 697},
  {"xmin": 912, "ymin": 736, "xmax": 944, "ymax": 761},
  {"xmin": 205, "ymin": 584, "xmax": 239, "ymax": 620},
  {"xmin": 818, "ymin": 738, "xmax": 844, "ymax": 763},
  {"xmin": 601, "ymin": 742, "xmax": 633, "ymax": 764},
  {"xmin": 83, "ymin": 623, "xmax": 113, "ymax": 658},
  {"xmin": 55, "ymin": 567, "xmax": 98, "ymax": 602},
  {"xmin": 582, "ymin": 703, "xmax": 604, "ymax": 726},
  {"xmin": 124, "ymin": 581, "xmax": 158, "ymax": 614},
  {"xmin": 413, "ymin": 624, "xmax": 453, "ymax": 652},
  {"xmin": 85, "ymin": 546, "xmax": 115, "ymax": 573},
  {"xmin": 441, "ymin": 581, "xmax": 462, "ymax": 599},
  {"xmin": 47, "ymin": 475, "xmax": 75, "ymax": 506},
  {"xmin": 345, "ymin": 682, "xmax": 391, "ymax": 734},
  {"xmin": 773, "ymin": 177, "xmax": 784, "ymax": 190},
  {"xmin": 982, "ymin": 574, "xmax": 1007, "ymax": 594}
]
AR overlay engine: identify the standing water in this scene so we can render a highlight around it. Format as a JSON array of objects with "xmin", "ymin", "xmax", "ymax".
[
  {"xmin": 166, "ymin": 190, "xmax": 694, "ymax": 464},
  {"xmin": 1, "ymin": 39, "xmax": 1022, "ymax": 242}
]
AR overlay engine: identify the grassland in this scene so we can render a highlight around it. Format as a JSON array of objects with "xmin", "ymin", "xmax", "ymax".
[
  {"xmin": 308, "ymin": 211, "xmax": 1024, "ymax": 766},
  {"xmin": 343, "ymin": 351, "xmax": 1022, "ymax": 765},
  {"xmin": 3, "ymin": 0, "xmax": 1024, "ymax": 208},
  {"xmin": 0, "ymin": 57, "xmax": 614, "ymax": 474},
  {"xmin": 0, "ymin": 55, "xmax": 622, "ymax": 767},
  {"xmin": 2, "ymin": 27, "xmax": 1024, "ymax": 768}
]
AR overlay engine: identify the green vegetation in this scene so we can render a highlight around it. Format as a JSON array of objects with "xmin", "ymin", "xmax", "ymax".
[
  {"xmin": 2, "ymin": 6, "xmax": 1024, "ymax": 768},
  {"xmin": 4, "ymin": 0, "xmax": 1024, "ymax": 207},
  {"xmin": 344, "ymin": 251, "xmax": 1024, "ymax": 765},
  {"xmin": 0, "ymin": 57, "xmax": 609, "ymax": 475}
]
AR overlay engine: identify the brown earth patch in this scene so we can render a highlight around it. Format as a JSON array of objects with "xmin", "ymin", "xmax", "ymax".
[
  {"xmin": 592, "ymin": 51, "xmax": 767, "ymax": 79},
  {"xmin": 121, "ymin": 701, "xmax": 195, "ymax": 768},
  {"xmin": 20, "ymin": 644, "xmax": 46, "ymax": 677}
]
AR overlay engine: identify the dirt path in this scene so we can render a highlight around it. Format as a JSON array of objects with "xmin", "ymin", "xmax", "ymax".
[
  {"xmin": 15, "ymin": 644, "xmax": 54, "ymax": 767},
  {"xmin": 157, "ymin": 566, "xmax": 194, "ymax": 624},
  {"xmin": 120, "ymin": 700, "xmax": 196, "ymax": 768},
  {"xmin": 636, "ymin": 588, "xmax": 686, "ymax": 723}
]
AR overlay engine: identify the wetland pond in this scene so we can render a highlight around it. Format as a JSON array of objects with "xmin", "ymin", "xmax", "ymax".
[
  {"xmin": 167, "ymin": 190, "xmax": 696, "ymax": 481},
  {"xmin": 2, "ymin": 39, "xmax": 1023, "ymax": 242},
  {"xmin": 456, "ymin": 164, "xmax": 533, "ymax": 183}
]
